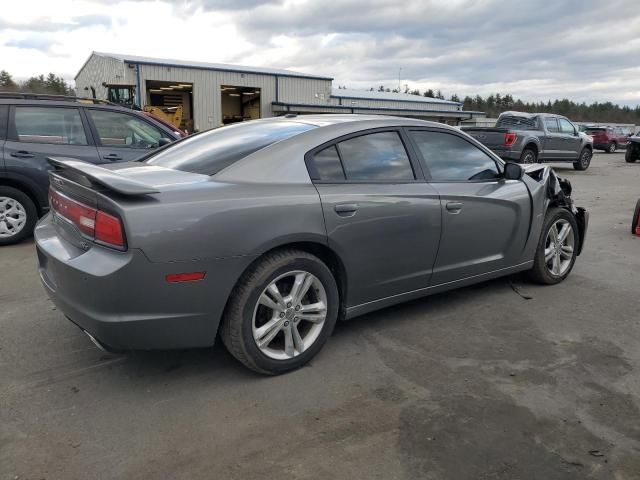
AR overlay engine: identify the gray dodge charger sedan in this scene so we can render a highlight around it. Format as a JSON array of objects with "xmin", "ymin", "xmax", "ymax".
[{"xmin": 35, "ymin": 115, "xmax": 588, "ymax": 374}]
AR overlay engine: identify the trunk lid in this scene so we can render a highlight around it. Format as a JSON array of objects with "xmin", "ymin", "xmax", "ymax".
[{"xmin": 47, "ymin": 157, "xmax": 211, "ymax": 251}]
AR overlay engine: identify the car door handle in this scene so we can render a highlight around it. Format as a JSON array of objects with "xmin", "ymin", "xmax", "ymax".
[
  {"xmin": 10, "ymin": 151, "xmax": 34, "ymax": 159},
  {"xmin": 334, "ymin": 203, "xmax": 358, "ymax": 216},
  {"xmin": 446, "ymin": 202, "xmax": 463, "ymax": 213},
  {"xmin": 102, "ymin": 153, "xmax": 122, "ymax": 161}
]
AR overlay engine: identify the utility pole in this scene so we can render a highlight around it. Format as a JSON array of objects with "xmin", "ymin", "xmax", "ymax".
[{"xmin": 398, "ymin": 67, "xmax": 402, "ymax": 91}]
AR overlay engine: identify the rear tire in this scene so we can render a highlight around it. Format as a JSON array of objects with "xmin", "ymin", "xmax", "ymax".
[
  {"xmin": 607, "ymin": 142, "xmax": 617, "ymax": 153},
  {"xmin": 0, "ymin": 186, "xmax": 37, "ymax": 246},
  {"xmin": 573, "ymin": 148, "xmax": 592, "ymax": 171},
  {"xmin": 220, "ymin": 249, "xmax": 339, "ymax": 375},
  {"xmin": 625, "ymin": 148, "xmax": 638, "ymax": 163},
  {"xmin": 519, "ymin": 148, "xmax": 537, "ymax": 164},
  {"xmin": 528, "ymin": 208, "xmax": 579, "ymax": 285}
]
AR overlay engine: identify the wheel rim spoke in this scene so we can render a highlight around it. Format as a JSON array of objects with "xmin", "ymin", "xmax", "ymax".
[
  {"xmin": 291, "ymin": 324, "xmax": 304, "ymax": 354},
  {"xmin": 544, "ymin": 246, "xmax": 555, "ymax": 262},
  {"xmin": 254, "ymin": 316, "xmax": 283, "ymax": 347},
  {"xmin": 560, "ymin": 245, "xmax": 573, "ymax": 259},
  {"xmin": 283, "ymin": 325, "xmax": 295, "ymax": 357},
  {"xmin": 259, "ymin": 293, "xmax": 281, "ymax": 312}
]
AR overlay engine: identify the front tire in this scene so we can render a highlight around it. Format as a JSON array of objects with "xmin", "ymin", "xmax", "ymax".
[
  {"xmin": 0, "ymin": 186, "xmax": 37, "ymax": 246},
  {"xmin": 528, "ymin": 208, "xmax": 579, "ymax": 285},
  {"xmin": 220, "ymin": 249, "xmax": 339, "ymax": 375},
  {"xmin": 608, "ymin": 142, "xmax": 617, "ymax": 153},
  {"xmin": 573, "ymin": 148, "xmax": 592, "ymax": 171},
  {"xmin": 625, "ymin": 148, "xmax": 638, "ymax": 163}
]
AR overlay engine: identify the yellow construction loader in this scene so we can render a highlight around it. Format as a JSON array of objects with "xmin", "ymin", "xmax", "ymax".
[{"xmin": 143, "ymin": 105, "xmax": 183, "ymax": 130}]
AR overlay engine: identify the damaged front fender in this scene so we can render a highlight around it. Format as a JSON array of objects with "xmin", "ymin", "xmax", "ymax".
[{"xmin": 522, "ymin": 163, "xmax": 588, "ymax": 255}]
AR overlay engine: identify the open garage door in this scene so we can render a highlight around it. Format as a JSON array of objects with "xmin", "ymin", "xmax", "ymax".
[
  {"xmin": 146, "ymin": 81, "xmax": 194, "ymax": 132},
  {"xmin": 221, "ymin": 85, "xmax": 261, "ymax": 125}
]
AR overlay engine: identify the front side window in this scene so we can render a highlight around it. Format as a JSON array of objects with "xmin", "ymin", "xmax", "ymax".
[
  {"xmin": 544, "ymin": 118, "xmax": 560, "ymax": 133},
  {"xmin": 409, "ymin": 130, "xmax": 500, "ymax": 182},
  {"xmin": 558, "ymin": 118, "xmax": 575, "ymax": 135},
  {"xmin": 89, "ymin": 110, "xmax": 164, "ymax": 149},
  {"xmin": 336, "ymin": 131, "xmax": 415, "ymax": 181},
  {"xmin": 14, "ymin": 107, "xmax": 87, "ymax": 145},
  {"xmin": 147, "ymin": 120, "xmax": 315, "ymax": 175}
]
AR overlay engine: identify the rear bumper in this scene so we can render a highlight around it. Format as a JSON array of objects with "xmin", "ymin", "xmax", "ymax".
[{"xmin": 35, "ymin": 213, "xmax": 253, "ymax": 350}]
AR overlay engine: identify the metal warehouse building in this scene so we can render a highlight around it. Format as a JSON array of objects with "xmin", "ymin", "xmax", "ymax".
[{"xmin": 75, "ymin": 51, "xmax": 484, "ymax": 132}]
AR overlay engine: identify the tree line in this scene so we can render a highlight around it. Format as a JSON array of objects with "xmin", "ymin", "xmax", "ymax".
[
  {"xmin": 353, "ymin": 85, "xmax": 640, "ymax": 124},
  {"xmin": 0, "ymin": 70, "xmax": 73, "ymax": 96}
]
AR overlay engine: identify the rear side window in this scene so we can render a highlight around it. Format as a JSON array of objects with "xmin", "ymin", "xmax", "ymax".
[
  {"xmin": 88, "ymin": 110, "xmax": 164, "ymax": 149},
  {"xmin": 312, "ymin": 145, "xmax": 345, "ymax": 181},
  {"xmin": 335, "ymin": 131, "xmax": 415, "ymax": 181},
  {"xmin": 496, "ymin": 115, "xmax": 537, "ymax": 130},
  {"xmin": 147, "ymin": 120, "xmax": 315, "ymax": 175},
  {"xmin": 14, "ymin": 106, "xmax": 87, "ymax": 145},
  {"xmin": 409, "ymin": 130, "xmax": 500, "ymax": 182},
  {"xmin": 544, "ymin": 118, "xmax": 560, "ymax": 133}
]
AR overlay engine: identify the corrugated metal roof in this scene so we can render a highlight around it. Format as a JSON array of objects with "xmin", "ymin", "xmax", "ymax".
[
  {"xmin": 331, "ymin": 88, "xmax": 462, "ymax": 106},
  {"xmin": 91, "ymin": 51, "xmax": 333, "ymax": 81}
]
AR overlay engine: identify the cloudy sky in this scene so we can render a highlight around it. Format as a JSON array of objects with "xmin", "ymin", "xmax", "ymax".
[{"xmin": 2, "ymin": 0, "xmax": 640, "ymax": 105}]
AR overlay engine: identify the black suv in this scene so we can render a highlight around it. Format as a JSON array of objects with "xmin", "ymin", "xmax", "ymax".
[{"xmin": 0, "ymin": 93, "xmax": 182, "ymax": 245}]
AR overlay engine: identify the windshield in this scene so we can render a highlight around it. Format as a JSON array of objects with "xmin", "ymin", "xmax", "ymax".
[{"xmin": 146, "ymin": 120, "xmax": 316, "ymax": 175}]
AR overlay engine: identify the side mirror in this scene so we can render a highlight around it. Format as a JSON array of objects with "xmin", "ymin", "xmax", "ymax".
[
  {"xmin": 158, "ymin": 137, "xmax": 172, "ymax": 147},
  {"xmin": 504, "ymin": 162, "xmax": 524, "ymax": 180}
]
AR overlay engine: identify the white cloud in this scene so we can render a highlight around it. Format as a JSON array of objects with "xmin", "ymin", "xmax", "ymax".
[{"xmin": 1, "ymin": 0, "xmax": 640, "ymax": 106}]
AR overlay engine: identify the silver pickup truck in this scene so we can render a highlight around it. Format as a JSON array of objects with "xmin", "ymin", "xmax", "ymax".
[{"xmin": 462, "ymin": 111, "xmax": 594, "ymax": 171}]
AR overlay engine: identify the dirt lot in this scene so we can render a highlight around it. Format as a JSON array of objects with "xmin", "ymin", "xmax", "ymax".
[{"xmin": 1, "ymin": 152, "xmax": 639, "ymax": 480}]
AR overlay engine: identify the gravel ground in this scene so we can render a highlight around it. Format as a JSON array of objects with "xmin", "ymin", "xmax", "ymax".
[{"xmin": 1, "ymin": 152, "xmax": 639, "ymax": 480}]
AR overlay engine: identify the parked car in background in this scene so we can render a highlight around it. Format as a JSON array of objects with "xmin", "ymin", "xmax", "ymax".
[
  {"xmin": 584, "ymin": 126, "xmax": 629, "ymax": 153},
  {"xmin": 625, "ymin": 133, "xmax": 640, "ymax": 163},
  {"xmin": 35, "ymin": 115, "xmax": 588, "ymax": 375},
  {"xmin": 0, "ymin": 93, "xmax": 182, "ymax": 245},
  {"xmin": 461, "ymin": 111, "xmax": 593, "ymax": 171}
]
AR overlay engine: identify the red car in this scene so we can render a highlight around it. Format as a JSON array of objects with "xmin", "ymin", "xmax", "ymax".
[{"xmin": 585, "ymin": 126, "xmax": 629, "ymax": 153}]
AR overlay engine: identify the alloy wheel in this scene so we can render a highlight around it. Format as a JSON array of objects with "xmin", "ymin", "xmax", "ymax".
[
  {"xmin": 522, "ymin": 152, "xmax": 535, "ymax": 164},
  {"xmin": 609, "ymin": 142, "xmax": 616, "ymax": 153},
  {"xmin": 581, "ymin": 150, "xmax": 591, "ymax": 168},
  {"xmin": 252, "ymin": 270, "xmax": 328, "ymax": 360},
  {"xmin": 0, "ymin": 197, "xmax": 27, "ymax": 238},
  {"xmin": 544, "ymin": 219, "xmax": 575, "ymax": 276}
]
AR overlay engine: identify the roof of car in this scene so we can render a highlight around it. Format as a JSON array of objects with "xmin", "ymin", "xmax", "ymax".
[
  {"xmin": 258, "ymin": 113, "xmax": 453, "ymax": 130},
  {"xmin": 499, "ymin": 111, "xmax": 568, "ymax": 120}
]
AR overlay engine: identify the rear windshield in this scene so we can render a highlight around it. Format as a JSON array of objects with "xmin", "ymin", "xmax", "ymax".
[
  {"xmin": 146, "ymin": 120, "xmax": 315, "ymax": 175},
  {"xmin": 496, "ymin": 115, "xmax": 538, "ymax": 130}
]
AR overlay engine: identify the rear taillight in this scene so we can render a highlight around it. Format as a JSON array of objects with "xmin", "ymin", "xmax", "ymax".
[
  {"xmin": 49, "ymin": 188, "xmax": 126, "ymax": 249},
  {"xmin": 504, "ymin": 132, "xmax": 518, "ymax": 147}
]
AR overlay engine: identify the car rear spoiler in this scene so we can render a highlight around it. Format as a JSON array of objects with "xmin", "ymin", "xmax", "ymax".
[{"xmin": 47, "ymin": 157, "xmax": 160, "ymax": 195}]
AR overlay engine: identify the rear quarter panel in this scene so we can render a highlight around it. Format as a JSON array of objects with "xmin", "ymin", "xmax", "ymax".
[{"xmin": 117, "ymin": 181, "xmax": 327, "ymax": 263}]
